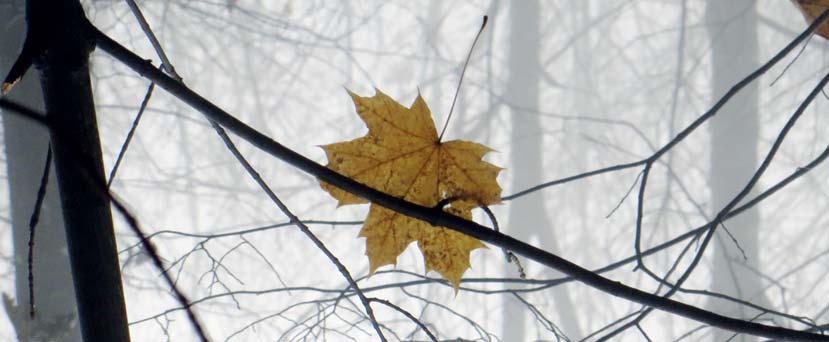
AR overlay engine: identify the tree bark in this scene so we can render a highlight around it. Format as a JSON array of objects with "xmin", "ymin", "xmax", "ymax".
[
  {"xmin": 0, "ymin": 2, "xmax": 80, "ymax": 341},
  {"xmin": 22, "ymin": 1, "xmax": 131, "ymax": 341}
]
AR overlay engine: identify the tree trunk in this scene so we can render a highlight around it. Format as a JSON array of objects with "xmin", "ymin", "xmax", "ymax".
[
  {"xmin": 503, "ymin": 1, "xmax": 581, "ymax": 339},
  {"xmin": 22, "ymin": 1, "xmax": 131, "ymax": 341},
  {"xmin": 705, "ymin": 2, "xmax": 765, "ymax": 341},
  {"xmin": 0, "ymin": 2, "xmax": 81, "ymax": 341}
]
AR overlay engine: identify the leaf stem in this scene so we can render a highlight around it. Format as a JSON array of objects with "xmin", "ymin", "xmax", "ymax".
[{"xmin": 438, "ymin": 15, "xmax": 488, "ymax": 142}]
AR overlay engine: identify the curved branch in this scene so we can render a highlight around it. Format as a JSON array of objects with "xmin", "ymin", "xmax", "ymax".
[{"xmin": 87, "ymin": 16, "xmax": 829, "ymax": 340}]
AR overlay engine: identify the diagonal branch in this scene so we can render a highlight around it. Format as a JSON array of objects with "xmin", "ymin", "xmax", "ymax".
[
  {"xmin": 88, "ymin": 17, "xmax": 829, "ymax": 340},
  {"xmin": 120, "ymin": 2, "xmax": 388, "ymax": 338}
]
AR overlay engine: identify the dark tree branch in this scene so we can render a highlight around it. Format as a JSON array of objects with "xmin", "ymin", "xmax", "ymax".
[
  {"xmin": 209, "ymin": 121, "xmax": 388, "ymax": 341},
  {"xmin": 119, "ymin": 1, "xmax": 388, "ymax": 336},
  {"xmin": 89, "ymin": 11, "xmax": 829, "ymax": 340}
]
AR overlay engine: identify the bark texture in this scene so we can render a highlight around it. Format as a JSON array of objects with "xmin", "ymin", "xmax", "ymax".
[{"xmin": 25, "ymin": 1, "xmax": 131, "ymax": 341}]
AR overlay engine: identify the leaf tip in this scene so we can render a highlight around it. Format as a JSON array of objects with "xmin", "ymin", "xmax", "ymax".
[
  {"xmin": 366, "ymin": 257, "xmax": 395, "ymax": 276},
  {"xmin": 343, "ymin": 86, "xmax": 356, "ymax": 96},
  {"xmin": 411, "ymin": 92, "xmax": 429, "ymax": 110}
]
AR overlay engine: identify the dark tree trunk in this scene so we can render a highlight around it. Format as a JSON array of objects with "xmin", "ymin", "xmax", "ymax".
[
  {"xmin": 0, "ymin": 1, "xmax": 80, "ymax": 341},
  {"xmin": 18, "ymin": 1, "xmax": 132, "ymax": 341}
]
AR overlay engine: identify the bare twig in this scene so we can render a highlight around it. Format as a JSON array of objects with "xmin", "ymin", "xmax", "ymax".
[
  {"xmin": 209, "ymin": 121, "xmax": 387, "ymax": 341},
  {"xmin": 123, "ymin": 0, "xmax": 182, "ymax": 81},
  {"xmin": 88, "ymin": 15, "xmax": 829, "ymax": 339},
  {"xmin": 27, "ymin": 145, "xmax": 52, "ymax": 319},
  {"xmin": 120, "ymin": 1, "xmax": 387, "ymax": 337},
  {"xmin": 370, "ymin": 298, "xmax": 437, "ymax": 342},
  {"xmin": 0, "ymin": 99, "xmax": 209, "ymax": 341},
  {"xmin": 108, "ymin": 81, "xmax": 154, "ymax": 187}
]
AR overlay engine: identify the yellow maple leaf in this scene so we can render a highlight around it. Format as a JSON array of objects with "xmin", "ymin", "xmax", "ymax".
[
  {"xmin": 792, "ymin": 0, "xmax": 829, "ymax": 39},
  {"xmin": 320, "ymin": 88, "xmax": 502, "ymax": 288}
]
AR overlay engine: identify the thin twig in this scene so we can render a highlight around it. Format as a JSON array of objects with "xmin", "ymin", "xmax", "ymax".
[
  {"xmin": 438, "ymin": 15, "xmax": 488, "ymax": 141},
  {"xmin": 123, "ymin": 0, "xmax": 182, "ymax": 81},
  {"xmin": 108, "ymin": 82, "xmax": 154, "ymax": 188},
  {"xmin": 370, "ymin": 298, "xmax": 437, "ymax": 342},
  {"xmin": 88, "ymin": 24, "xmax": 829, "ymax": 340},
  {"xmin": 605, "ymin": 169, "xmax": 644, "ymax": 219},
  {"xmin": 209, "ymin": 122, "xmax": 387, "ymax": 341},
  {"xmin": 633, "ymin": 163, "xmax": 652, "ymax": 271},
  {"xmin": 122, "ymin": 1, "xmax": 386, "ymax": 337},
  {"xmin": 504, "ymin": 7, "xmax": 829, "ymax": 202},
  {"xmin": 0, "ymin": 99, "xmax": 210, "ymax": 341},
  {"xmin": 481, "ymin": 205, "xmax": 524, "ymax": 278},
  {"xmin": 27, "ymin": 145, "xmax": 52, "ymax": 319},
  {"xmin": 599, "ymin": 65, "xmax": 829, "ymax": 342}
]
